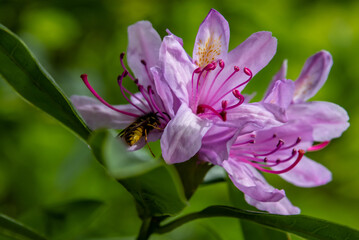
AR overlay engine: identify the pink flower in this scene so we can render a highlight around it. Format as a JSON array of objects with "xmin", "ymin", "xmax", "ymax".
[
  {"xmin": 223, "ymin": 51, "xmax": 349, "ymax": 214},
  {"xmin": 156, "ymin": 9, "xmax": 280, "ymax": 164},
  {"xmin": 72, "ymin": 21, "xmax": 173, "ymax": 151}
]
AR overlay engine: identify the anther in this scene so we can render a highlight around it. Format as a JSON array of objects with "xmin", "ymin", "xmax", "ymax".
[
  {"xmin": 234, "ymin": 66, "xmax": 240, "ymax": 72},
  {"xmin": 218, "ymin": 59, "xmax": 224, "ymax": 68},
  {"xmin": 141, "ymin": 59, "xmax": 147, "ymax": 65},
  {"xmin": 244, "ymin": 67, "xmax": 252, "ymax": 76},
  {"xmin": 220, "ymin": 111, "xmax": 227, "ymax": 121},
  {"xmin": 120, "ymin": 52, "xmax": 125, "ymax": 59},
  {"xmin": 222, "ymin": 100, "xmax": 228, "ymax": 109},
  {"xmin": 233, "ymin": 89, "xmax": 241, "ymax": 98},
  {"xmin": 194, "ymin": 67, "xmax": 202, "ymax": 73}
]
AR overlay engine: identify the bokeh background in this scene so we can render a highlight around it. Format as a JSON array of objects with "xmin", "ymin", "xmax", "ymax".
[{"xmin": 0, "ymin": 0, "xmax": 358, "ymax": 239}]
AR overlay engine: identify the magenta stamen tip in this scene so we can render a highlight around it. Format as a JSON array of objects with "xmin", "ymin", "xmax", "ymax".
[
  {"xmin": 222, "ymin": 100, "xmax": 228, "ymax": 109},
  {"xmin": 244, "ymin": 67, "xmax": 252, "ymax": 76},
  {"xmin": 232, "ymin": 89, "xmax": 241, "ymax": 98},
  {"xmin": 80, "ymin": 73, "xmax": 88, "ymax": 80},
  {"xmin": 234, "ymin": 66, "xmax": 240, "ymax": 72},
  {"xmin": 219, "ymin": 59, "xmax": 224, "ymax": 68},
  {"xmin": 120, "ymin": 52, "xmax": 125, "ymax": 59},
  {"xmin": 141, "ymin": 59, "xmax": 147, "ymax": 65},
  {"xmin": 194, "ymin": 67, "xmax": 202, "ymax": 73}
]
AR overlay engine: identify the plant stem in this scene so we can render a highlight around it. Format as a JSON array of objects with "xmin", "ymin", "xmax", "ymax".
[{"xmin": 136, "ymin": 218, "xmax": 152, "ymax": 240}]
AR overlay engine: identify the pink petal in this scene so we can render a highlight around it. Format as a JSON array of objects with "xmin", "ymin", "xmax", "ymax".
[
  {"xmin": 159, "ymin": 35, "xmax": 195, "ymax": 105},
  {"xmin": 222, "ymin": 160, "xmax": 285, "ymax": 202},
  {"xmin": 199, "ymin": 124, "xmax": 240, "ymax": 165},
  {"xmin": 293, "ymin": 51, "xmax": 333, "ymax": 102},
  {"xmin": 264, "ymin": 60, "xmax": 288, "ymax": 99},
  {"xmin": 193, "ymin": 9, "xmax": 230, "ymax": 67},
  {"xmin": 277, "ymin": 156, "xmax": 332, "ymax": 187},
  {"xmin": 127, "ymin": 21, "xmax": 162, "ymax": 86},
  {"xmin": 245, "ymin": 194, "xmax": 300, "ymax": 215},
  {"xmin": 287, "ymin": 101, "xmax": 349, "ymax": 141},
  {"xmin": 161, "ymin": 104, "xmax": 211, "ymax": 164},
  {"xmin": 71, "ymin": 95, "xmax": 138, "ymax": 130},
  {"xmin": 226, "ymin": 31, "xmax": 277, "ymax": 92},
  {"xmin": 166, "ymin": 29, "xmax": 183, "ymax": 46},
  {"xmin": 263, "ymin": 79, "xmax": 295, "ymax": 109},
  {"xmin": 225, "ymin": 103, "xmax": 283, "ymax": 133}
]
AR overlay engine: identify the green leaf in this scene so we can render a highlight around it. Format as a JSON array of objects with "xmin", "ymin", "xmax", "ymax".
[
  {"xmin": 227, "ymin": 178, "xmax": 290, "ymax": 240},
  {"xmin": 89, "ymin": 130, "xmax": 187, "ymax": 218},
  {"xmin": 157, "ymin": 205, "xmax": 359, "ymax": 240},
  {"xmin": 0, "ymin": 214, "xmax": 47, "ymax": 240},
  {"xmin": 0, "ymin": 24, "xmax": 91, "ymax": 140},
  {"xmin": 43, "ymin": 199, "xmax": 103, "ymax": 239}
]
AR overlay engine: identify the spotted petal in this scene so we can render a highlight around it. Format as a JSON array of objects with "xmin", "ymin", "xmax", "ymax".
[
  {"xmin": 161, "ymin": 104, "xmax": 211, "ymax": 164},
  {"xmin": 293, "ymin": 51, "xmax": 333, "ymax": 102},
  {"xmin": 127, "ymin": 21, "xmax": 162, "ymax": 86},
  {"xmin": 193, "ymin": 9, "xmax": 230, "ymax": 67}
]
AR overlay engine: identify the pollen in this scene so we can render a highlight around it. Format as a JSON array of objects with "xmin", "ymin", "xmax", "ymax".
[{"xmin": 196, "ymin": 34, "xmax": 222, "ymax": 67}]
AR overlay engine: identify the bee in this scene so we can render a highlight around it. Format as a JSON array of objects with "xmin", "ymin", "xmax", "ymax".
[{"xmin": 119, "ymin": 112, "xmax": 162, "ymax": 156}]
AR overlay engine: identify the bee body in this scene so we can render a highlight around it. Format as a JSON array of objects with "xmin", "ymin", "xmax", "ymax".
[{"xmin": 120, "ymin": 113, "xmax": 160, "ymax": 146}]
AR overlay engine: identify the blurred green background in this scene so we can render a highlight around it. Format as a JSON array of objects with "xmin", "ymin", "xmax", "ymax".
[{"xmin": 0, "ymin": 0, "xmax": 358, "ymax": 239}]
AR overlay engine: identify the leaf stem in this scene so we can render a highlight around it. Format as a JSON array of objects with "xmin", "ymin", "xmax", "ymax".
[{"xmin": 136, "ymin": 218, "xmax": 152, "ymax": 240}]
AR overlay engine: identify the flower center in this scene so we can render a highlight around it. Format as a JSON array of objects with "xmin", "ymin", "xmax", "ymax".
[
  {"xmin": 80, "ymin": 52, "xmax": 170, "ymax": 125},
  {"xmin": 231, "ymin": 133, "xmax": 305, "ymax": 174},
  {"xmin": 191, "ymin": 59, "xmax": 253, "ymax": 121}
]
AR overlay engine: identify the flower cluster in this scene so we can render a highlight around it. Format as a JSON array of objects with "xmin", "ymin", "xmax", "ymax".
[{"xmin": 72, "ymin": 9, "xmax": 349, "ymax": 215}]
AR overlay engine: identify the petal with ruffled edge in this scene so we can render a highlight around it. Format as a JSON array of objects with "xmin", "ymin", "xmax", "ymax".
[
  {"xmin": 199, "ymin": 124, "xmax": 239, "ymax": 165},
  {"xmin": 263, "ymin": 60, "xmax": 288, "ymax": 99},
  {"xmin": 293, "ymin": 51, "xmax": 333, "ymax": 102},
  {"xmin": 127, "ymin": 21, "xmax": 162, "ymax": 86},
  {"xmin": 245, "ymin": 194, "xmax": 300, "ymax": 215},
  {"xmin": 161, "ymin": 104, "xmax": 212, "ymax": 164},
  {"xmin": 193, "ymin": 9, "xmax": 230, "ymax": 67},
  {"xmin": 275, "ymin": 156, "xmax": 332, "ymax": 187},
  {"xmin": 223, "ymin": 160, "xmax": 285, "ymax": 202},
  {"xmin": 287, "ymin": 101, "xmax": 349, "ymax": 141},
  {"xmin": 225, "ymin": 31, "xmax": 277, "ymax": 93},
  {"xmin": 71, "ymin": 95, "xmax": 141, "ymax": 130},
  {"xmin": 160, "ymin": 35, "xmax": 196, "ymax": 105}
]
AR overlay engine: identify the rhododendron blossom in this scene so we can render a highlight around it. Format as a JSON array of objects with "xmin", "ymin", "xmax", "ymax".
[
  {"xmin": 223, "ymin": 51, "xmax": 349, "ymax": 214},
  {"xmin": 157, "ymin": 9, "xmax": 280, "ymax": 165},
  {"xmin": 72, "ymin": 21, "xmax": 173, "ymax": 151}
]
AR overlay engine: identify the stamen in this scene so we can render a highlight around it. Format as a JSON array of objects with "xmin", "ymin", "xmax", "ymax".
[
  {"xmin": 307, "ymin": 141, "xmax": 330, "ymax": 152},
  {"xmin": 241, "ymin": 149, "xmax": 305, "ymax": 174},
  {"xmin": 211, "ymin": 67, "xmax": 252, "ymax": 106},
  {"xmin": 203, "ymin": 59, "xmax": 225, "ymax": 103},
  {"xmin": 197, "ymin": 104, "xmax": 225, "ymax": 121},
  {"xmin": 281, "ymin": 137, "xmax": 301, "ymax": 150},
  {"xmin": 141, "ymin": 59, "xmax": 154, "ymax": 84},
  {"xmin": 117, "ymin": 72, "xmax": 147, "ymax": 114},
  {"xmin": 138, "ymin": 85, "xmax": 155, "ymax": 112},
  {"xmin": 223, "ymin": 90, "xmax": 245, "ymax": 111},
  {"xmin": 120, "ymin": 53, "xmax": 135, "ymax": 81},
  {"xmin": 209, "ymin": 66, "xmax": 240, "ymax": 105},
  {"xmin": 254, "ymin": 139, "xmax": 284, "ymax": 156},
  {"xmin": 81, "ymin": 74, "xmax": 140, "ymax": 117},
  {"xmin": 147, "ymin": 86, "xmax": 170, "ymax": 122}
]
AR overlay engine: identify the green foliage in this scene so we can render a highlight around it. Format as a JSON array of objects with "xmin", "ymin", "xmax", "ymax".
[
  {"xmin": 0, "ymin": 0, "xmax": 359, "ymax": 239},
  {"xmin": 0, "ymin": 214, "xmax": 46, "ymax": 240},
  {"xmin": 0, "ymin": 24, "xmax": 90, "ymax": 140},
  {"xmin": 157, "ymin": 205, "xmax": 359, "ymax": 240},
  {"xmin": 89, "ymin": 130, "xmax": 187, "ymax": 218}
]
